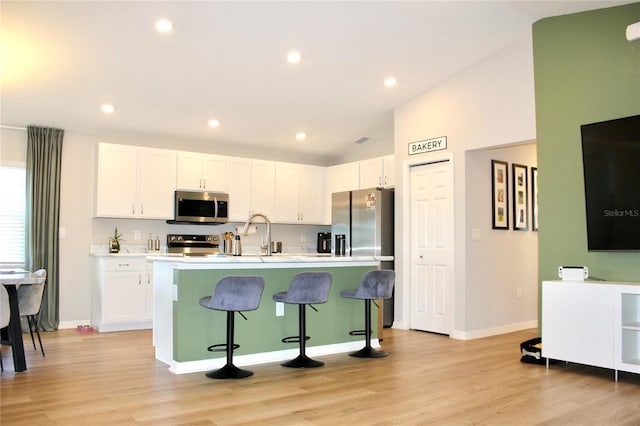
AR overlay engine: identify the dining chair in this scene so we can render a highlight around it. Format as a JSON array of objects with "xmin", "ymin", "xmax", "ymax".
[
  {"xmin": 0, "ymin": 284, "xmax": 10, "ymax": 371},
  {"xmin": 18, "ymin": 269, "xmax": 47, "ymax": 357}
]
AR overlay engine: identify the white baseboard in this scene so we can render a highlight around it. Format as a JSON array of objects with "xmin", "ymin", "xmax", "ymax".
[
  {"xmin": 58, "ymin": 320, "xmax": 91, "ymax": 329},
  {"xmin": 392, "ymin": 320, "xmax": 538, "ymax": 339},
  {"xmin": 168, "ymin": 339, "xmax": 379, "ymax": 375},
  {"xmin": 450, "ymin": 320, "xmax": 538, "ymax": 340}
]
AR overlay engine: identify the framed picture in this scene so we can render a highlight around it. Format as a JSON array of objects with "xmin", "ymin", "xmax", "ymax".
[
  {"xmin": 531, "ymin": 167, "xmax": 538, "ymax": 231},
  {"xmin": 512, "ymin": 163, "xmax": 528, "ymax": 231},
  {"xmin": 491, "ymin": 160, "xmax": 509, "ymax": 229}
]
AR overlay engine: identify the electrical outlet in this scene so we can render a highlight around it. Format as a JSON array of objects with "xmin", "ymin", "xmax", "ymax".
[
  {"xmin": 134, "ymin": 230, "xmax": 141, "ymax": 240},
  {"xmin": 516, "ymin": 288, "xmax": 523, "ymax": 299},
  {"xmin": 276, "ymin": 302, "xmax": 284, "ymax": 316}
]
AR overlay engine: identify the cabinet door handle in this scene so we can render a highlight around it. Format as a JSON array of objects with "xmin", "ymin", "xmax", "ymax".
[
  {"xmin": 138, "ymin": 274, "xmax": 142, "ymax": 285},
  {"xmin": 203, "ymin": 179, "xmax": 206, "ymax": 189},
  {"xmin": 132, "ymin": 204, "xmax": 135, "ymax": 214},
  {"xmin": 147, "ymin": 273, "xmax": 151, "ymax": 285},
  {"xmin": 118, "ymin": 263, "xmax": 130, "ymax": 267},
  {"xmin": 140, "ymin": 204, "xmax": 144, "ymax": 215}
]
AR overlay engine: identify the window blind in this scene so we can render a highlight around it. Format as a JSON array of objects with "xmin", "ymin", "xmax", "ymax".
[{"xmin": 0, "ymin": 164, "xmax": 26, "ymax": 264}]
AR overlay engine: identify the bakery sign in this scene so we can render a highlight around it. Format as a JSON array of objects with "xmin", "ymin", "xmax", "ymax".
[{"xmin": 408, "ymin": 136, "xmax": 447, "ymax": 155}]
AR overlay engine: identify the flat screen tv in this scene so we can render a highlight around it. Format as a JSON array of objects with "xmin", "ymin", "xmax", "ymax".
[{"xmin": 581, "ymin": 114, "xmax": 640, "ymax": 251}]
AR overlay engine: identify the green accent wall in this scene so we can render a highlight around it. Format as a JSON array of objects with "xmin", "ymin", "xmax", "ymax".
[
  {"xmin": 173, "ymin": 266, "xmax": 377, "ymax": 362},
  {"xmin": 533, "ymin": 3, "xmax": 640, "ymax": 318}
]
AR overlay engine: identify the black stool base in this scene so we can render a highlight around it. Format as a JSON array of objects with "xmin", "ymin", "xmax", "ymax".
[
  {"xmin": 205, "ymin": 363, "xmax": 253, "ymax": 379},
  {"xmin": 281, "ymin": 354, "xmax": 324, "ymax": 368},
  {"xmin": 349, "ymin": 346, "xmax": 388, "ymax": 358}
]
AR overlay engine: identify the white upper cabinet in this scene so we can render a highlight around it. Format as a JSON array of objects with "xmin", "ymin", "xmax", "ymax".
[
  {"xmin": 176, "ymin": 151, "xmax": 227, "ymax": 192},
  {"xmin": 326, "ymin": 162, "xmax": 360, "ymax": 194},
  {"xmin": 227, "ymin": 157, "xmax": 252, "ymax": 221},
  {"xmin": 275, "ymin": 163, "xmax": 324, "ymax": 224},
  {"xmin": 138, "ymin": 148, "xmax": 178, "ymax": 218},
  {"xmin": 251, "ymin": 160, "xmax": 276, "ymax": 219},
  {"xmin": 96, "ymin": 143, "xmax": 176, "ymax": 219},
  {"xmin": 227, "ymin": 158, "xmax": 276, "ymax": 222},
  {"xmin": 297, "ymin": 165, "xmax": 325, "ymax": 224},
  {"xmin": 274, "ymin": 163, "xmax": 298, "ymax": 223},
  {"xmin": 359, "ymin": 155, "xmax": 395, "ymax": 189}
]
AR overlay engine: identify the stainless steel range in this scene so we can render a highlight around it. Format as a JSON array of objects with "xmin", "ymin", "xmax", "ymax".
[{"xmin": 167, "ymin": 234, "xmax": 220, "ymax": 256}]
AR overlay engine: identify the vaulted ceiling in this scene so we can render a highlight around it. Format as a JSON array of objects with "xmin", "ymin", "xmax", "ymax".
[{"xmin": 1, "ymin": 1, "xmax": 631, "ymax": 164}]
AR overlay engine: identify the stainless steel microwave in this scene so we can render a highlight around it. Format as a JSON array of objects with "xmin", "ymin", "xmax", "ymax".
[{"xmin": 172, "ymin": 191, "xmax": 229, "ymax": 224}]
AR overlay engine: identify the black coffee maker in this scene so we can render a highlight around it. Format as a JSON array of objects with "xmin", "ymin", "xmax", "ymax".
[{"xmin": 317, "ymin": 232, "xmax": 331, "ymax": 253}]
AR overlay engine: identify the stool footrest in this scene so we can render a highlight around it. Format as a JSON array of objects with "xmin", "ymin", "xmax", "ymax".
[
  {"xmin": 282, "ymin": 335, "xmax": 310, "ymax": 344},
  {"xmin": 349, "ymin": 329, "xmax": 367, "ymax": 336},
  {"xmin": 207, "ymin": 343, "xmax": 240, "ymax": 353}
]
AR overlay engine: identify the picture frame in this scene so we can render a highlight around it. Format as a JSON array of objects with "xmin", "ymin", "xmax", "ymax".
[
  {"xmin": 512, "ymin": 163, "xmax": 528, "ymax": 231},
  {"xmin": 491, "ymin": 160, "xmax": 509, "ymax": 229},
  {"xmin": 531, "ymin": 167, "xmax": 538, "ymax": 231}
]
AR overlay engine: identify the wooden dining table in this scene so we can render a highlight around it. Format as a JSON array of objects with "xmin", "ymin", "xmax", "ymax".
[{"xmin": 0, "ymin": 270, "xmax": 41, "ymax": 372}]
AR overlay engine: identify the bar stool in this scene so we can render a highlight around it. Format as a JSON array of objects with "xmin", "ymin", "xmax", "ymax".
[
  {"xmin": 199, "ymin": 276, "xmax": 265, "ymax": 379},
  {"xmin": 272, "ymin": 272, "xmax": 332, "ymax": 368},
  {"xmin": 340, "ymin": 270, "xmax": 395, "ymax": 358}
]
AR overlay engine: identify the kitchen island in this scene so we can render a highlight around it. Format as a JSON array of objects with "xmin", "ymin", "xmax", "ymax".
[{"xmin": 150, "ymin": 255, "xmax": 387, "ymax": 374}]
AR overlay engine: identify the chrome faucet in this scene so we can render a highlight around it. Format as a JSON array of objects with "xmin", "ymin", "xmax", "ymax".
[{"xmin": 241, "ymin": 213, "xmax": 272, "ymax": 256}]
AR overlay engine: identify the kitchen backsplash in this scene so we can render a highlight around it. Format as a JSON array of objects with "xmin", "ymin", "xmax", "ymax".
[{"xmin": 92, "ymin": 218, "xmax": 329, "ymax": 255}]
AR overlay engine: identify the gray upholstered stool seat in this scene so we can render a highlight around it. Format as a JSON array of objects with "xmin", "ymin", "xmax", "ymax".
[
  {"xmin": 272, "ymin": 272, "xmax": 332, "ymax": 368},
  {"xmin": 199, "ymin": 276, "xmax": 265, "ymax": 379},
  {"xmin": 340, "ymin": 270, "xmax": 395, "ymax": 358}
]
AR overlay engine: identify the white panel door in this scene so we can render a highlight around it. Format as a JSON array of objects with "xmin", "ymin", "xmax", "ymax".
[{"xmin": 410, "ymin": 160, "xmax": 453, "ymax": 334}]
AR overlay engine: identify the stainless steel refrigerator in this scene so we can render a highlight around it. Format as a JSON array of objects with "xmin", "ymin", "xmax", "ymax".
[{"xmin": 332, "ymin": 188, "xmax": 394, "ymax": 326}]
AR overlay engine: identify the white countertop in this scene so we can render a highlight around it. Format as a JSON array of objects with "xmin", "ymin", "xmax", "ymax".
[
  {"xmin": 146, "ymin": 253, "xmax": 393, "ymax": 269},
  {"xmin": 94, "ymin": 252, "xmax": 392, "ymax": 262},
  {"xmin": 149, "ymin": 253, "xmax": 392, "ymax": 262}
]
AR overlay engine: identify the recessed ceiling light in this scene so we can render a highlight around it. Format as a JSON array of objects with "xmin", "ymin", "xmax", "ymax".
[
  {"xmin": 155, "ymin": 19, "xmax": 174, "ymax": 33},
  {"xmin": 207, "ymin": 119, "xmax": 220, "ymax": 128},
  {"xmin": 287, "ymin": 50, "xmax": 302, "ymax": 64},
  {"xmin": 101, "ymin": 104, "xmax": 115, "ymax": 114},
  {"xmin": 384, "ymin": 77, "xmax": 397, "ymax": 88},
  {"xmin": 295, "ymin": 132, "xmax": 307, "ymax": 141}
]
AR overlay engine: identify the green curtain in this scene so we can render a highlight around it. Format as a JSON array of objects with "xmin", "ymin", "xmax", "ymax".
[{"xmin": 26, "ymin": 125, "xmax": 64, "ymax": 331}]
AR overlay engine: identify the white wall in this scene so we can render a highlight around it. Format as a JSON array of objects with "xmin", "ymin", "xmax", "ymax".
[
  {"xmin": 465, "ymin": 144, "xmax": 538, "ymax": 336},
  {"xmin": 393, "ymin": 34, "xmax": 537, "ymax": 337}
]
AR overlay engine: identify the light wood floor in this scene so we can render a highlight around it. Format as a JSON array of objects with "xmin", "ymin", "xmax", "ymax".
[{"xmin": 1, "ymin": 327, "xmax": 639, "ymax": 425}]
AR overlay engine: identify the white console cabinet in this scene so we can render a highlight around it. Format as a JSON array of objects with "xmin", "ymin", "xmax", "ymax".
[
  {"xmin": 91, "ymin": 255, "xmax": 153, "ymax": 332},
  {"xmin": 542, "ymin": 280, "xmax": 640, "ymax": 379}
]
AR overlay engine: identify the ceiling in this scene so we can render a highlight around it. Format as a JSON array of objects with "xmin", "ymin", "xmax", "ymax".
[{"xmin": 0, "ymin": 1, "xmax": 632, "ymax": 165}]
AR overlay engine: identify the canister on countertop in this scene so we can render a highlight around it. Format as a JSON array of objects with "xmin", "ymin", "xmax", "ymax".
[
  {"xmin": 232, "ymin": 234, "xmax": 242, "ymax": 256},
  {"xmin": 335, "ymin": 234, "xmax": 346, "ymax": 256},
  {"xmin": 222, "ymin": 232, "xmax": 234, "ymax": 254}
]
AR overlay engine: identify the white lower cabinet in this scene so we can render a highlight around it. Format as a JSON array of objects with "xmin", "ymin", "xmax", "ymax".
[
  {"xmin": 542, "ymin": 280, "xmax": 640, "ymax": 379},
  {"xmin": 91, "ymin": 256, "xmax": 153, "ymax": 332}
]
